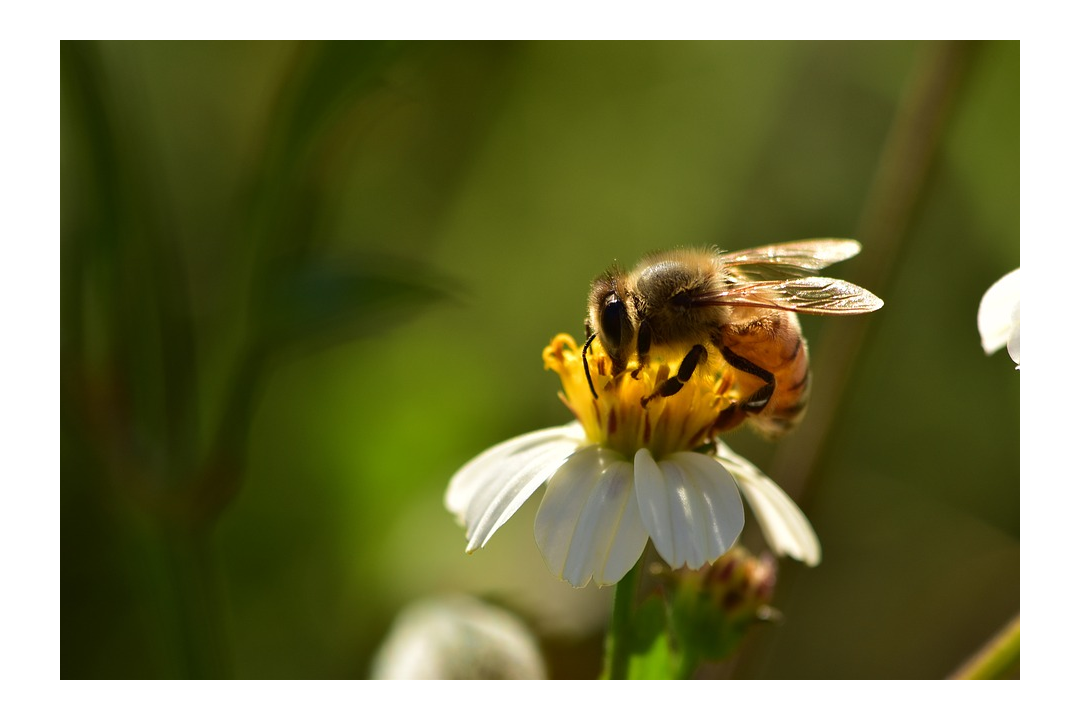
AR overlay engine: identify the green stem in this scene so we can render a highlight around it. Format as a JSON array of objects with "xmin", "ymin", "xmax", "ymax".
[
  {"xmin": 949, "ymin": 614, "xmax": 1019, "ymax": 680},
  {"xmin": 603, "ymin": 560, "xmax": 641, "ymax": 679},
  {"xmin": 768, "ymin": 41, "xmax": 972, "ymax": 499},
  {"xmin": 160, "ymin": 527, "xmax": 232, "ymax": 678}
]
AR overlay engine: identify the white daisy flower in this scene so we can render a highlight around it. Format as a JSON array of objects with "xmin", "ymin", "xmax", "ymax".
[
  {"xmin": 977, "ymin": 267, "xmax": 1020, "ymax": 368},
  {"xmin": 370, "ymin": 595, "xmax": 546, "ymax": 679},
  {"xmin": 445, "ymin": 334, "xmax": 820, "ymax": 588}
]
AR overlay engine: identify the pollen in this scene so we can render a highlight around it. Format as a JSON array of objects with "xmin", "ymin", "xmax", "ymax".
[{"xmin": 543, "ymin": 334, "xmax": 740, "ymax": 458}]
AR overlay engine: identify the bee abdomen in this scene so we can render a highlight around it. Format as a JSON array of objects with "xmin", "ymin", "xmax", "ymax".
[
  {"xmin": 750, "ymin": 377, "xmax": 810, "ymax": 439},
  {"xmin": 750, "ymin": 353, "xmax": 811, "ymax": 438}
]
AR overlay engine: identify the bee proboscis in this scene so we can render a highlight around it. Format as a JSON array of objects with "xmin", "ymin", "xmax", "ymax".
[{"xmin": 583, "ymin": 239, "xmax": 883, "ymax": 438}]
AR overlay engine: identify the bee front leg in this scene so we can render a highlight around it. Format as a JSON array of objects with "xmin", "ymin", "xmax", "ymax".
[
  {"xmin": 719, "ymin": 345, "xmax": 775, "ymax": 413},
  {"xmin": 641, "ymin": 344, "xmax": 707, "ymax": 406},
  {"xmin": 631, "ymin": 322, "xmax": 653, "ymax": 379}
]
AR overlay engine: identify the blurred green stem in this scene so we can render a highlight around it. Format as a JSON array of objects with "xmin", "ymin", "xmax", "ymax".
[
  {"xmin": 603, "ymin": 559, "xmax": 641, "ymax": 680},
  {"xmin": 769, "ymin": 40, "xmax": 973, "ymax": 498},
  {"xmin": 161, "ymin": 527, "xmax": 232, "ymax": 679},
  {"xmin": 949, "ymin": 614, "xmax": 1019, "ymax": 679},
  {"xmin": 735, "ymin": 40, "xmax": 977, "ymax": 681}
]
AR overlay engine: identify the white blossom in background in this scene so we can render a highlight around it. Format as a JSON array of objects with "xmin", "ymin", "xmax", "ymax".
[
  {"xmin": 978, "ymin": 267, "xmax": 1020, "ymax": 368},
  {"xmin": 371, "ymin": 595, "xmax": 545, "ymax": 679}
]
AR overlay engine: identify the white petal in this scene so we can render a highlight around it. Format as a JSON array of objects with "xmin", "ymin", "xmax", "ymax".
[
  {"xmin": 534, "ymin": 446, "xmax": 647, "ymax": 588},
  {"xmin": 445, "ymin": 423, "xmax": 584, "ymax": 516},
  {"xmin": 977, "ymin": 267, "xmax": 1020, "ymax": 357},
  {"xmin": 716, "ymin": 442, "xmax": 821, "ymax": 566},
  {"xmin": 634, "ymin": 449, "xmax": 744, "ymax": 571},
  {"xmin": 445, "ymin": 423, "xmax": 585, "ymax": 552},
  {"xmin": 1006, "ymin": 319, "xmax": 1020, "ymax": 367}
]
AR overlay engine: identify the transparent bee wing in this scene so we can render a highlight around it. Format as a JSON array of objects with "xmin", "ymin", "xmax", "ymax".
[
  {"xmin": 696, "ymin": 276, "xmax": 884, "ymax": 315},
  {"xmin": 714, "ymin": 239, "xmax": 863, "ymax": 281}
]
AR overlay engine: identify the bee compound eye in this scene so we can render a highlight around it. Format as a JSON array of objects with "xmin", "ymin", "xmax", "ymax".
[{"xmin": 600, "ymin": 294, "xmax": 627, "ymax": 347}]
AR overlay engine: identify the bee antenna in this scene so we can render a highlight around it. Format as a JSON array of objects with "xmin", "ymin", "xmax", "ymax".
[{"xmin": 582, "ymin": 333, "xmax": 599, "ymax": 399}]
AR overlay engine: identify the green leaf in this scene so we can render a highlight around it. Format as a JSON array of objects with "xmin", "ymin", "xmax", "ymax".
[{"xmin": 255, "ymin": 256, "xmax": 451, "ymax": 352}]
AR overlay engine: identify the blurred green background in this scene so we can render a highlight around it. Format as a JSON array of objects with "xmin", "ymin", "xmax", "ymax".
[{"xmin": 61, "ymin": 40, "xmax": 1019, "ymax": 679}]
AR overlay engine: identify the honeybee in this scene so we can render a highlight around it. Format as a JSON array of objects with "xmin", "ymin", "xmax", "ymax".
[{"xmin": 584, "ymin": 239, "xmax": 883, "ymax": 438}]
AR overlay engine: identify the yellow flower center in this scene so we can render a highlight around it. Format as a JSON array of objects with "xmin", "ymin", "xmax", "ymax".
[{"xmin": 543, "ymin": 334, "xmax": 741, "ymax": 458}]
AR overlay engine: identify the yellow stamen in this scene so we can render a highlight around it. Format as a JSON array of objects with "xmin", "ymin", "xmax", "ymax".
[{"xmin": 543, "ymin": 334, "xmax": 741, "ymax": 458}]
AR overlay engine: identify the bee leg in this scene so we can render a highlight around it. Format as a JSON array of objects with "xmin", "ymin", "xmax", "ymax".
[
  {"xmin": 582, "ymin": 333, "xmax": 599, "ymax": 399},
  {"xmin": 711, "ymin": 403, "xmax": 746, "ymax": 434},
  {"xmin": 720, "ymin": 345, "xmax": 775, "ymax": 413},
  {"xmin": 641, "ymin": 344, "xmax": 707, "ymax": 406},
  {"xmin": 631, "ymin": 322, "xmax": 653, "ymax": 379}
]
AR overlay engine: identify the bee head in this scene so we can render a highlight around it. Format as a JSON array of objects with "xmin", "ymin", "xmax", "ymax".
[{"xmin": 586, "ymin": 272, "xmax": 635, "ymax": 374}]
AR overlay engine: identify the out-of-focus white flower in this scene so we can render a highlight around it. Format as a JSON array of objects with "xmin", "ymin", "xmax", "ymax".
[
  {"xmin": 370, "ymin": 595, "xmax": 546, "ymax": 679},
  {"xmin": 978, "ymin": 267, "xmax": 1020, "ymax": 368},
  {"xmin": 445, "ymin": 335, "xmax": 820, "ymax": 589}
]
